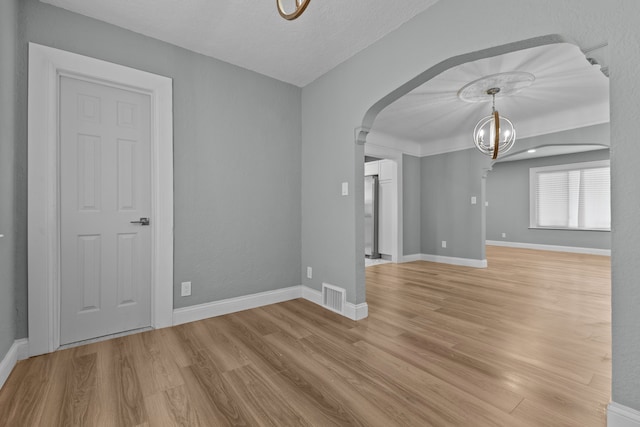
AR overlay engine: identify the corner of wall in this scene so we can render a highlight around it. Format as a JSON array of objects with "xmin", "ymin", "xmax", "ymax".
[
  {"xmin": 0, "ymin": 339, "xmax": 28, "ymax": 391},
  {"xmin": 608, "ymin": 402, "xmax": 640, "ymax": 427}
]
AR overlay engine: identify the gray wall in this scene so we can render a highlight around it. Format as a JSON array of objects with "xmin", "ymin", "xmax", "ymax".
[
  {"xmin": 13, "ymin": 0, "xmax": 302, "ymax": 337},
  {"xmin": 300, "ymin": 0, "xmax": 640, "ymax": 409},
  {"xmin": 402, "ymin": 154, "xmax": 421, "ymax": 255},
  {"xmin": 487, "ymin": 149, "xmax": 611, "ymax": 249},
  {"xmin": 0, "ymin": 0, "xmax": 19, "ymax": 360},
  {"xmin": 420, "ymin": 149, "xmax": 490, "ymax": 260}
]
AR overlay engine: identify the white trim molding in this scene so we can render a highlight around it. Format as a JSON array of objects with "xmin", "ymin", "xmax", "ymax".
[
  {"xmin": 27, "ymin": 43, "xmax": 174, "ymax": 356},
  {"xmin": 402, "ymin": 253, "xmax": 423, "ymax": 263},
  {"xmin": 302, "ymin": 285, "xmax": 322, "ymax": 305},
  {"xmin": 486, "ymin": 240, "xmax": 611, "ymax": 256},
  {"xmin": 608, "ymin": 402, "xmax": 640, "ymax": 427},
  {"xmin": 302, "ymin": 286, "xmax": 368, "ymax": 320},
  {"xmin": 422, "ymin": 254, "xmax": 487, "ymax": 268},
  {"xmin": 401, "ymin": 253, "xmax": 487, "ymax": 268},
  {"xmin": 173, "ymin": 286, "xmax": 302, "ymax": 326},
  {"xmin": 0, "ymin": 340, "xmax": 29, "ymax": 390},
  {"xmin": 174, "ymin": 285, "xmax": 369, "ymax": 325},
  {"xmin": 346, "ymin": 303, "xmax": 369, "ymax": 320}
]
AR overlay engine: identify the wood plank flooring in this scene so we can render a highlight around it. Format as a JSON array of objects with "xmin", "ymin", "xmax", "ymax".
[{"xmin": 0, "ymin": 246, "xmax": 611, "ymax": 426}]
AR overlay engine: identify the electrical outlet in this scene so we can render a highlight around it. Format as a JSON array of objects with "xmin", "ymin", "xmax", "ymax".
[
  {"xmin": 502, "ymin": 233, "xmax": 507, "ymax": 238},
  {"xmin": 307, "ymin": 266, "xmax": 312, "ymax": 279},
  {"xmin": 442, "ymin": 241, "xmax": 447, "ymax": 248},
  {"xmin": 471, "ymin": 196, "xmax": 477, "ymax": 205},
  {"xmin": 181, "ymin": 281, "xmax": 191, "ymax": 297}
]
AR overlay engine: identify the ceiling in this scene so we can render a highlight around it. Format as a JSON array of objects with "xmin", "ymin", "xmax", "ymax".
[
  {"xmin": 38, "ymin": 2, "xmax": 609, "ymax": 158},
  {"xmin": 40, "ymin": 0, "xmax": 441, "ymax": 87},
  {"xmin": 370, "ymin": 43, "xmax": 610, "ymax": 157}
]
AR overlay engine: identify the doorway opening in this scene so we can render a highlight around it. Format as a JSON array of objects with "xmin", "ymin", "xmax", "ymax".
[
  {"xmin": 358, "ymin": 34, "xmax": 610, "ymax": 285},
  {"xmin": 362, "ymin": 144, "xmax": 402, "ymax": 267},
  {"xmin": 357, "ymin": 34, "xmax": 611, "ymax": 425}
]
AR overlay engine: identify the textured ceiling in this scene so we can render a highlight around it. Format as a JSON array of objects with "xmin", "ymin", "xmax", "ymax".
[
  {"xmin": 39, "ymin": 0, "xmax": 441, "ymax": 87},
  {"xmin": 370, "ymin": 43, "xmax": 610, "ymax": 155}
]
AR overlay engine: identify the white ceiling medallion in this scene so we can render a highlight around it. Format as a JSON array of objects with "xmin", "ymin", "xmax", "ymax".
[
  {"xmin": 459, "ymin": 72, "xmax": 535, "ymax": 159},
  {"xmin": 457, "ymin": 72, "xmax": 535, "ymax": 102}
]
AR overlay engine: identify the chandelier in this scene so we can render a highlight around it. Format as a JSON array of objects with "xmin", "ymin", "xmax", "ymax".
[
  {"xmin": 277, "ymin": 0, "xmax": 311, "ymax": 20},
  {"xmin": 458, "ymin": 72, "xmax": 535, "ymax": 160},
  {"xmin": 472, "ymin": 88, "xmax": 516, "ymax": 159}
]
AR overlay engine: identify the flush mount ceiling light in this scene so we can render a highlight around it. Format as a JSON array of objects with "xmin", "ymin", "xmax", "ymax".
[
  {"xmin": 458, "ymin": 72, "xmax": 535, "ymax": 160},
  {"xmin": 277, "ymin": 0, "xmax": 311, "ymax": 20}
]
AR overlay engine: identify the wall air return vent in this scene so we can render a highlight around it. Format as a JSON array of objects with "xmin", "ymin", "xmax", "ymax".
[{"xmin": 322, "ymin": 283, "xmax": 346, "ymax": 314}]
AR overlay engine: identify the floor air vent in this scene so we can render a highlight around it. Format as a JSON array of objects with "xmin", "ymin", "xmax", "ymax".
[{"xmin": 322, "ymin": 283, "xmax": 346, "ymax": 314}]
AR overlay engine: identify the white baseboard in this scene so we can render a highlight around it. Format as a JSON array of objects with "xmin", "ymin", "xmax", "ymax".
[
  {"xmin": 301, "ymin": 285, "xmax": 322, "ymax": 305},
  {"xmin": 346, "ymin": 302, "xmax": 369, "ymax": 320},
  {"xmin": 0, "ymin": 339, "xmax": 29, "ymax": 390},
  {"xmin": 173, "ymin": 286, "xmax": 302, "ymax": 326},
  {"xmin": 300, "ymin": 286, "xmax": 368, "ymax": 320},
  {"xmin": 422, "ymin": 254, "xmax": 487, "ymax": 268},
  {"xmin": 401, "ymin": 253, "xmax": 487, "ymax": 268},
  {"xmin": 401, "ymin": 253, "xmax": 422, "ymax": 263},
  {"xmin": 608, "ymin": 402, "xmax": 640, "ymax": 427},
  {"xmin": 173, "ymin": 285, "xmax": 369, "ymax": 325},
  {"xmin": 486, "ymin": 240, "xmax": 611, "ymax": 256}
]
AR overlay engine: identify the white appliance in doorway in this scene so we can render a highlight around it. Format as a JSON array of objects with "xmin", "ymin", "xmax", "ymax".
[{"xmin": 59, "ymin": 76, "xmax": 153, "ymax": 345}]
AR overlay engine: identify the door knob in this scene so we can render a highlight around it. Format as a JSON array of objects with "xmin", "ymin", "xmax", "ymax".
[{"xmin": 130, "ymin": 217, "xmax": 150, "ymax": 226}]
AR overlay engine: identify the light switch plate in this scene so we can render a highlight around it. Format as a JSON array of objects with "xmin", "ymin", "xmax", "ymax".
[
  {"xmin": 181, "ymin": 281, "xmax": 192, "ymax": 297},
  {"xmin": 471, "ymin": 196, "xmax": 477, "ymax": 205},
  {"xmin": 341, "ymin": 182, "xmax": 349, "ymax": 196},
  {"xmin": 307, "ymin": 266, "xmax": 312, "ymax": 279},
  {"xmin": 442, "ymin": 241, "xmax": 447, "ymax": 248}
]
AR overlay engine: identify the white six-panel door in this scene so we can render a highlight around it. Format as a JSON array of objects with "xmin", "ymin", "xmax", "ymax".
[{"xmin": 59, "ymin": 76, "xmax": 152, "ymax": 345}]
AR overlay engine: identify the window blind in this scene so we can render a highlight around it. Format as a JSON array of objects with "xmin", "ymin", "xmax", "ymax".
[{"xmin": 531, "ymin": 161, "xmax": 610, "ymax": 230}]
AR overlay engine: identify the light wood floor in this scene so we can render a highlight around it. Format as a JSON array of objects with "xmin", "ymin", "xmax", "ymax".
[{"xmin": 0, "ymin": 246, "xmax": 611, "ymax": 426}]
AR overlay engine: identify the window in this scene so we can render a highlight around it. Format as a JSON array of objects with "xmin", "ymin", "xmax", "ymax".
[{"xmin": 530, "ymin": 160, "xmax": 610, "ymax": 231}]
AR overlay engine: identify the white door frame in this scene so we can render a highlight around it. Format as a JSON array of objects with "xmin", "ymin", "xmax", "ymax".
[{"xmin": 27, "ymin": 43, "xmax": 174, "ymax": 356}]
